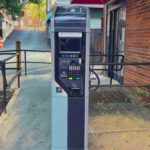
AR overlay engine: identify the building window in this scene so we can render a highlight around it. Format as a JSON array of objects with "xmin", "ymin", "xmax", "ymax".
[
  {"xmin": 14, "ymin": 21, "xmax": 18, "ymax": 26},
  {"xmin": 28, "ymin": 19, "xmax": 32, "ymax": 25},
  {"xmin": 90, "ymin": 8, "xmax": 104, "ymax": 56},
  {"xmin": 90, "ymin": 8, "xmax": 103, "ymax": 29}
]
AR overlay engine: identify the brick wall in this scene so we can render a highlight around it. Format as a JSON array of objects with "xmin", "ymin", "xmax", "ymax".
[
  {"xmin": 14, "ymin": 20, "xmax": 21, "ymax": 30},
  {"xmin": 14, "ymin": 7, "xmax": 44, "ymax": 30},
  {"xmin": 124, "ymin": 0, "xmax": 150, "ymax": 91},
  {"xmin": 23, "ymin": 8, "xmax": 42, "ymax": 27}
]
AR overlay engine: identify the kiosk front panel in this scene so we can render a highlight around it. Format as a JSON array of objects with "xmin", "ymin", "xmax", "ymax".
[{"xmin": 55, "ymin": 32, "xmax": 86, "ymax": 97}]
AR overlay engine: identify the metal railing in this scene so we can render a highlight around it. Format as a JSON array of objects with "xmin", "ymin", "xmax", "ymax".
[
  {"xmin": 0, "ymin": 49, "xmax": 51, "ymax": 76},
  {"xmin": 0, "ymin": 52, "xmax": 22, "ymax": 113},
  {"xmin": 0, "ymin": 48, "xmax": 51, "ymax": 114},
  {"xmin": 90, "ymin": 52, "xmax": 150, "ymax": 88}
]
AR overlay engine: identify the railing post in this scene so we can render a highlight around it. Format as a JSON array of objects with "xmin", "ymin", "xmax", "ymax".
[
  {"xmin": 24, "ymin": 50, "xmax": 27, "ymax": 76},
  {"xmin": 17, "ymin": 54, "xmax": 20, "ymax": 88},
  {"xmin": 16, "ymin": 41, "xmax": 21, "ymax": 76},
  {"xmin": 1, "ymin": 62, "xmax": 7, "ymax": 114}
]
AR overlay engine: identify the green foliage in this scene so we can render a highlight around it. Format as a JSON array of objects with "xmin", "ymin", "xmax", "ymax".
[
  {"xmin": 0, "ymin": 0, "xmax": 39, "ymax": 20},
  {"xmin": 29, "ymin": 0, "xmax": 41, "ymax": 3},
  {"xmin": 0, "ymin": 0, "xmax": 24, "ymax": 20},
  {"xmin": 130, "ymin": 88, "xmax": 150, "ymax": 98},
  {"xmin": 26, "ymin": 0, "xmax": 46, "ymax": 26},
  {"xmin": 0, "ymin": 13, "xmax": 3, "ymax": 19}
]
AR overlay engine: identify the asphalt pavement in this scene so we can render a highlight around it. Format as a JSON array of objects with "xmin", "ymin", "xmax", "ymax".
[
  {"xmin": 1, "ymin": 30, "xmax": 50, "ymax": 50},
  {"xmin": 1, "ymin": 30, "xmax": 51, "ymax": 73},
  {"xmin": 0, "ymin": 75, "xmax": 52, "ymax": 150},
  {"xmin": 0, "ymin": 29, "xmax": 51, "ymax": 89}
]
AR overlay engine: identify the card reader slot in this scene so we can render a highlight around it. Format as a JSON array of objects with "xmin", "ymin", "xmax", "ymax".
[{"xmin": 69, "ymin": 88, "xmax": 82, "ymax": 97}]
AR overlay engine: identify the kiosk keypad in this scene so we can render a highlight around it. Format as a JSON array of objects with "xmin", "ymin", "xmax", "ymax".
[
  {"xmin": 59, "ymin": 56, "xmax": 81, "ymax": 81},
  {"xmin": 68, "ymin": 65, "xmax": 81, "ymax": 80}
]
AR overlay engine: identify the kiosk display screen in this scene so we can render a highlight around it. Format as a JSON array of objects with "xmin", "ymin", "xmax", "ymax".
[{"xmin": 60, "ymin": 39, "xmax": 81, "ymax": 52}]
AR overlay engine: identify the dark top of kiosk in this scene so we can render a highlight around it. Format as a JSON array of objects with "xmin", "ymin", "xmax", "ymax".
[{"xmin": 54, "ymin": 6, "xmax": 87, "ymax": 32}]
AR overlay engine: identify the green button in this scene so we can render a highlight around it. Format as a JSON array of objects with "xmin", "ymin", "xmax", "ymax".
[
  {"xmin": 76, "ymin": 77, "xmax": 80, "ymax": 80},
  {"xmin": 73, "ymin": 55, "xmax": 76, "ymax": 58}
]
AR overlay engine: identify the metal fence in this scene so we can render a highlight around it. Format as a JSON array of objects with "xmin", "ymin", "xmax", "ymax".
[
  {"xmin": 0, "ymin": 52, "xmax": 22, "ymax": 113},
  {"xmin": 90, "ymin": 52, "xmax": 150, "ymax": 88},
  {"xmin": 0, "ymin": 50, "xmax": 51, "ymax": 76},
  {"xmin": 0, "ymin": 49, "xmax": 51, "ymax": 113}
]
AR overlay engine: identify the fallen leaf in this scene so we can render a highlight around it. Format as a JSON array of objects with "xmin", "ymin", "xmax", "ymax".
[
  {"xmin": 110, "ymin": 148, "xmax": 116, "ymax": 150},
  {"xmin": 97, "ymin": 102, "xmax": 103, "ymax": 106},
  {"xmin": 32, "ymin": 104, "xmax": 36, "ymax": 107},
  {"xmin": 125, "ymin": 98, "xmax": 128, "ymax": 101},
  {"xmin": 88, "ymin": 142, "xmax": 93, "ymax": 146},
  {"xmin": 147, "ymin": 134, "xmax": 150, "ymax": 137},
  {"xmin": 121, "ymin": 135, "xmax": 126, "ymax": 139}
]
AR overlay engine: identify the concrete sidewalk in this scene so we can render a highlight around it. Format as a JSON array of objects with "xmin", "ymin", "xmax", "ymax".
[
  {"xmin": 89, "ymin": 88, "xmax": 150, "ymax": 150},
  {"xmin": 0, "ymin": 75, "xmax": 51, "ymax": 150}
]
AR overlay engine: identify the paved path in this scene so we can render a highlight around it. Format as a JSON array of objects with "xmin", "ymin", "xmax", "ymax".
[
  {"xmin": 1, "ymin": 30, "xmax": 49, "ymax": 50},
  {"xmin": 0, "ymin": 76, "xmax": 51, "ymax": 150}
]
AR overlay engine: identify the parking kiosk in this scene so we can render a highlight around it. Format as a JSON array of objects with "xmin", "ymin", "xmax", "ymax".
[{"xmin": 50, "ymin": 5, "xmax": 90, "ymax": 150}]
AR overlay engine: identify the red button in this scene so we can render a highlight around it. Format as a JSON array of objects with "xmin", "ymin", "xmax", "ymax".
[{"xmin": 70, "ymin": 55, "xmax": 73, "ymax": 58}]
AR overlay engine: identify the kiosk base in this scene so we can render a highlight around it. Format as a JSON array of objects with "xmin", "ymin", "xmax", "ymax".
[{"xmin": 68, "ymin": 97, "xmax": 85, "ymax": 149}]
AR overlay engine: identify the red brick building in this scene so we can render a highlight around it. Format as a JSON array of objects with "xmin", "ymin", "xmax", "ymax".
[
  {"xmin": 124, "ymin": 0, "xmax": 150, "ymax": 91},
  {"xmin": 14, "ymin": 6, "xmax": 43, "ymax": 29},
  {"xmin": 23, "ymin": 7, "xmax": 43, "ymax": 28},
  {"xmin": 13, "ymin": 18, "xmax": 21, "ymax": 30}
]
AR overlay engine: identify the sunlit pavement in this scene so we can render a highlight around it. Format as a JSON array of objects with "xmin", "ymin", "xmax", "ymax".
[
  {"xmin": 0, "ymin": 30, "xmax": 52, "ymax": 150},
  {"xmin": 1, "ymin": 30, "xmax": 49, "ymax": 50},
  {"xmin": 0, "ymin": 76, "xmax": 51, "ymax": 150}
]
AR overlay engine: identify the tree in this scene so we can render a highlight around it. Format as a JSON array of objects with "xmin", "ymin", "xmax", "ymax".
[
  {"xmin": 25, "ymin": 0, "xmax": 46, "ymax": 26},
  {"xmin": 0, "ymin": 0, "xmax": 39, "ymax": 20}
]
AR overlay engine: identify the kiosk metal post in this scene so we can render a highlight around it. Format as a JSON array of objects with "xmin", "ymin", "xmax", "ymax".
[{"xmin": 50, "ymin": 5, "xmax": 90, "ymax": 150}]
